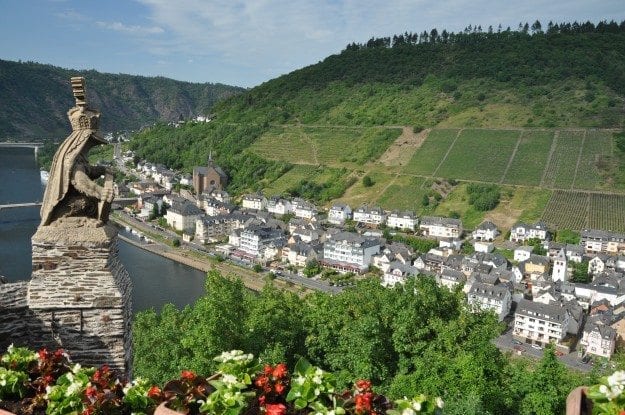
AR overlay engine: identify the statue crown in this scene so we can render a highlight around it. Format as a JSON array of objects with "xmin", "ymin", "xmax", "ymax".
[{"xmin": 67, "ymin": 76, "xmax": 100, "ymax": 131}]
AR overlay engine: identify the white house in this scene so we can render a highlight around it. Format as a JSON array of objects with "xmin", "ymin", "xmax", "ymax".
[
  {"xmin": 439, "ymin": 269, "xmax": 466, "ymax": 291},
  {"xmin": 294, "ymin": 200, "xmax": 317, "ymax": 219},
  {"xmin": 419, "ymin": 216, "xmax": 462, "ymax": 239},
  {"xmin": 166, "ymin": 201, "xmax": 203, "ymax": 233},
  {"xmin": 580, "ymin": 321, "xmax": 617, "ymax": 359},
  {"xmin": 382, "ymin": 262, "xmax": 418, "ymax": 287},
  {"xmin": 467, "ymin": 281, "xmax": 512, "ymax": 321},
  {"xmin": 321, "ymin": 231, "xmax": 380, "ymax": 273},
  {"xmin": 472, "ymin": 221, "xmax": 499, "ymax": 241},
  {"xmin": 589, "ymin": 256, "xmax": 607, "ymax": 276},
  {"xmin": 386, "ymin": 211, "xmax": 418, "ymax": 231},
  {"xmin": 328, "ymin": 203, "xmax": 352, "ymax": 225},
  {"xmin": 281, "ymin": 242, "xmax": 319, "ymax": 267},
  {"xmin": 241, "ymin": 194, "xmax": 267, "ymax": 210},
  {"xmin": 266, "ymin": 197, "xmax": 293, "ymax": 216},
  {"xmin": 513, "ymin": 299, "xmax": 570, "ymax": 346},
  {"xmin": 238, "ymin": 226, "xmax": 284, "ymax": 259},
  {"xmin": 353, "ymin": 205, "xmax": 386, "ymax": 226},
  {"xmin": 510, "ymin": 222, "xmax": 549, "ymax": 243}
]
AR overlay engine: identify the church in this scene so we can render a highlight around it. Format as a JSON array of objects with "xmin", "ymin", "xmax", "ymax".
[{"xmin": 192, "ymin": 153, "xmax": 228, "ymax": 194}]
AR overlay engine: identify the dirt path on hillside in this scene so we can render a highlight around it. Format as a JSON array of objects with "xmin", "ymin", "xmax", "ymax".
[
  {"xmin": 484, "ymin": 201, "xmax": 523, "ymax": 235},
  {"xmin": 377, "ymin": 127, "xmax": 430, "ymax": 166}
]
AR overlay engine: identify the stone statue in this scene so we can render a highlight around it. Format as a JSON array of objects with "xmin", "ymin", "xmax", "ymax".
[{"xmin": 40, "ymin": 77, "xmax": 114, "ymax": 227}]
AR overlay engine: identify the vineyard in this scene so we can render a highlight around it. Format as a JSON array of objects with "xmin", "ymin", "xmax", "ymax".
[{"xmin": 541, "ymin": 191, "xmax": 625, "ymax": 232}]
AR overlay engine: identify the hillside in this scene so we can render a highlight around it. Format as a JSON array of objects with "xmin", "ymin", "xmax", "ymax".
[
  {"xmin": 0, "ymin": 59, "xmax": 245, "ymax": 139},
  {"xmin": 128, "ymin": 22, "xmax": 625, "ymax": 232}
]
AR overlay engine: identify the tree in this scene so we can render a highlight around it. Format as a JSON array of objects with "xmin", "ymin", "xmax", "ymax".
[
  {"xmin": 362, "ymin": 175, "xmax": 374, "ymax": 187},
  {"xmin": 570, "ymin": 260, "xmax": 591, "ymax": 283},
  {"xmin": 148, "ymin": 203, "xmax": 159, "ymax": 221},
  {"xmin": 172, "ymin": 238, "xmax": 181, "ymax": 247}
]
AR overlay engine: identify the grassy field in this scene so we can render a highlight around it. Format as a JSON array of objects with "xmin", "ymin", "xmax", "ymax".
[
  {"xmin": 376, "ymin": 176, "xmax": 428, "ymax": 212},
  {"xmin": 262, "ymin": 165, "xmax": 339, "ymax": 196},
  {"xmin": 432, "ymin": 183, "xmax": 486, "ymax": 229},
  {"xmin": 250, "ymin": 126, "xmax": 400, "ymax": 167},
  {"xmin": 502, "ymin": 130, "xmax": 553, "ymax": 186}
]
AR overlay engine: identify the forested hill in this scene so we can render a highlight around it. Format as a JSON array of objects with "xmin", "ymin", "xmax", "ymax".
[
  {"xmin": 0, "ymin": 59, "xmax": 245, "ymax": 139},
  {"xmin": 215, "ymin": 20, "xmax": 625, "ymax": 128}
]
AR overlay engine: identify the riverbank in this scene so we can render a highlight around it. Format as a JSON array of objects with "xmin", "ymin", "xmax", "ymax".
[{"xmin": 112, "ymin": 215, "xmax": 311, "ymax": 296}]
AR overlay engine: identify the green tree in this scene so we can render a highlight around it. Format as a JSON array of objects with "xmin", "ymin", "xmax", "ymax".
[
  {"xmin": 570, "ymin": 260, "xmax": 591, "ymax": 283},
  {"xmin": 362, "ymin": 175, "xmax": 374, "ymax": 187}
]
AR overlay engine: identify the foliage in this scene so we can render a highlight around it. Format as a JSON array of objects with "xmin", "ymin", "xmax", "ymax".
[
  {"xmin": 303, "ymin": 260, "xmax": 322, "ymax": 278},
  {"xmin": 570, "ymin": 260, "xmax": 591, "ymax": 284},
  {"xmin": 390, "ymin": 234, "xmax": 438, "ymax": 253},
  {"xmin": 466, "ymin": 183, "xmax": 501, "ymax": 211},
  {"xmin": 172, "ymin": 238, "xmax": 181, "ymax": 247},
  {"xmin": 362, "ymin": 175, "xmax": 374, "ymax": 187},
  {"xmin": 525, "ymin": 238, "xmax": 547, "ymax": 256},
  {"xmin": 586, "ymin": 370, "xmax": 625, "ymax": 415},
  {"xmin": 555, "ymin": 229, "xmax": 581, "ymax": 244}
]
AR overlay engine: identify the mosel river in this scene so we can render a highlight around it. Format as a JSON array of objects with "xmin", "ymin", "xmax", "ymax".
[{"xmin": 0, "ymin": 147, "xmax": 207, "ymax": 313}]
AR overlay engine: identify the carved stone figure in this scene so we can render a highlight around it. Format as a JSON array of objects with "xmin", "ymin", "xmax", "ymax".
[{"xmin": 40, "ymin": 77, "xmax": 114, "ymax": 227}]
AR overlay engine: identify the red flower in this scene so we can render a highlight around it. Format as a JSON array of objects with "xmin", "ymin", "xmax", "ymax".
[
  {"xmin": 255, "ymin": 375, "xmax": 269, "ymax": 388},
  {"xmin": 274, "ymin": 382, "xmax": 285, "ymax": 395},
  {"xmin": 263, "ymin": 365, "xmax": 273, "ymax": 376},
  {"xmin": 355, "ymin": 392, "xmax": 373, "ymax": 414},
  {"xmin": 181, "ymin": 370, "xmax": 196, "ymax": 381},
  {"xmin": 100, "ymin": 365, "xmax": 110, "ymax": 374},
  {"xmin": 258, "ymin": 395, "xmax": 266, "ymax": 406},
  {"xmin": 43, "ymin": 375, "xmax": 54, "ymax": 385},
  {"xmin": 53, "ymin": 349, "xmax": 65, "ymax": 359},
  {"xmin": 147, "ymin": 385, "xmax": 161, "ymax": 399},
  {"xmin": 38, "ymin": 348, "xmax": 49, "ymax": 360},
  {"xmin": 355, "ymin": 379, "xmax": 372, "ymax": 392},
  {"xmin": 272, "ymin": 363, "xmax": 288, "ymax": 379},
  {"xmin": 82, "ymin": 408, "xmax": 94, "ymax": 415},
  {"xmin": 85, "ymin": 386, "xmax": 98, "ymax": 399},
  {"xmin": 265, "ymin": 403, "xmax": 287, "ymax": 415}
]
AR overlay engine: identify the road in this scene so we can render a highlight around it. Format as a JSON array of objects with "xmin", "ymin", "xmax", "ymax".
[{"xmin": 494, "ymin": 331, "xmax": 594, "ymax": 373}]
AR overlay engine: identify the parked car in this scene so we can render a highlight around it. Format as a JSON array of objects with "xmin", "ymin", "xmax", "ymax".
[{"xmin": 531, "ymin": 344, "xmax": 543, "ymax": 350}]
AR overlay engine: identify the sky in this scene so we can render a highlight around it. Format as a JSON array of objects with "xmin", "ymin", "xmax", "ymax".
[{"xmin": 1, "ymin": 1, "xmax": 624, "ymax": 88}]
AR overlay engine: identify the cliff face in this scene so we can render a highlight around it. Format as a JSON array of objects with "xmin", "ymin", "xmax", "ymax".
[{"xmin": 0, "ymin": 59, "xmax": 245, "ymax": 139}]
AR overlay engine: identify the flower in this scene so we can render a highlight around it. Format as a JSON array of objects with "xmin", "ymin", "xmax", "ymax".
[
  {"xmin": 355, "ymin": 379, "xmax": 372, "ymax": 392},
  {"xmin": 355, "ymin": 391, "xmax": 373, "ymax": 413},
  {"xmin": 265, "ymin": 403, "xmax": 287, "ymax": 415},
  {"xmin": 435, "ymin": 397, "xmax": 444, "ymax": 409},
  {"xmin": 85, "ymin": 385, "xmax": 98, "ymax": 399},
  {"xmin": 147, "ymin": 385, "xmax": 161, "ymax": 398},
  {"xmin": 181, "ymin": 370, "xmax": 196, "ymax": 381},
  {"xmin": 273, "ymin": 363, "xmax": 288, "ymax": 379}
]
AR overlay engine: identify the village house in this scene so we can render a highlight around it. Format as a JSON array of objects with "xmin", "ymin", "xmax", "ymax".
[
  {"xmin": 321, "ymin": 231, "xmax": 380, "ymax": 273},
  {"xmin": 242, "ymin": 193, "xmax": 267, "ymax": 211},
  {"xmin": 523, "ymin": 254, "xmax": 551, "ymax": 277},
  {"xmin": 137, "ymin": 194, "xmax": 163, "ymax": 220},
  {"xmin": 588, "ymin": 255, "xmax": 608, "ymax": 276},
  {"xmin": 419, "ymin": 216, "xmax": 462, "ymax": 239},
  {"xmin": 509, "ymin": 221, "xmax": 549, "ymax": 243},
  {"xmin": 514, "ymin": 246, "xmax": 534, "ymax": 262},
  {"xmin": 581, "ymin": 229, "xmax": 625, "ymax": 255},
  {"xmin": 236, "ymin": 225, "xmax": 284, "ymax": 260},
  {"xmin": 290, "ymin": 226, "xmax": 320, "ymax": 243},
  {"xmin": 199, "ymin": 196, "xmax": 235, "ymax": 217},
  {"xmin": 353, "ymin": 205, "xmax": 386, "ymax": 226},
  {"xmin": 386, "ymin": 211, "xmax": 418, "ymax": 231},
  {"xmin": 179, "ymin": 174, "xmax": 193, "ymax": 187},
  {"xmin": 195, "ymin": 212, "xmax": 251, "ymax": 243},
  {"xmin": 552, "ymin": 249, "xmax": 569, "ymax": 282},
  {"xmin": 439, "ymin": 269, "xmax": 466, "ymax": 291},
  {"xmin": 513, "ymin": 299, "xmax": 570, "ymax": 347},
  {"xmin": 294, "ymin": 200, "xmax": 317, "ymax": 219},
  {"xmin": 543, "ymin": 242, "xmax": 584, "ymax": 263},
  {"xmin": 580, "ymin": 318, "xmax": 617, "ymax": 359},
  {"xmin": 204, "ymin": 188, "xmax": 231, "ymax": 204},
  {"xmin": 266, "ymin": 197, "xmax": 293, "ymax": 216},
  {"xmin": 166, "ymin": 201, "xmax": 203, "ymax": 233},
  {"xmin": 474, "ymin": 241, "xmax": 495, "ymax": 253},
  {"xmin": 472, "ymin": 221, "xmax": 500, "ymax": 241},
  {"xmin": 606, "ymin": 256, "xmax": 625, "ymax": 273},
  {"xmin": 382, "ymin": 261, "xmax": 418, "ymax": 287},
  {"xmin": 281, "ymin": 242, "xmax": 320, "ymax": 268},
  {"xmin": 327, "ymin": 203, "xmax": 352, "ymax": 225},
  {"xmin": 467, "ymin": 280, "xmax": 512, "ymax": 321}
]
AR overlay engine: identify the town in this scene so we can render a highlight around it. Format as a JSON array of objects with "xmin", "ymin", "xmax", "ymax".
[{"xmin": 111, "ymin": 148, "xmax": 625, "ymax": 369}]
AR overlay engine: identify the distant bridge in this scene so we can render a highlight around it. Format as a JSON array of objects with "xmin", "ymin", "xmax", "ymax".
[
  {"xmin": 0, "ymin": 142, "xmax": 44, "ymax": 148},
  {"xmin": 0, "ymin": 202, "xmax": 42, "ymax": 211}
]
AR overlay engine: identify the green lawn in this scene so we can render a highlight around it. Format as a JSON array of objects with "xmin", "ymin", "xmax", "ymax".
[
  {"xmin": 502, "ymin": 130, "xmax": 553, "ymax": 186},
  {"xmin": 436, "ymin": 129, "xmax": 519, "ymax": 181},
  {"xmin": 403, "ymin": 129, "xmax": 459, "ymax": 175},
  {"xmin": 432, "ymin": 183, "xmax": 486, "ymax": 229}
]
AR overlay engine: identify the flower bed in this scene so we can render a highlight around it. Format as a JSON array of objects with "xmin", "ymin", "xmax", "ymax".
[{"xmin": 0, "ymin": 346, "xmax": 443, "ymax": 415}]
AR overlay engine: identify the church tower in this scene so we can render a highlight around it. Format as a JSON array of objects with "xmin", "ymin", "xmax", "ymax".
[{"xmin": 552, "ymin": 248, "xmax": 568, "ymax": 282}]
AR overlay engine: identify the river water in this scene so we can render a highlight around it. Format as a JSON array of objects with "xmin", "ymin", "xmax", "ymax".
[{"xmin": 0, "ymin": 147, "xmax": 207, "ymax": 313}]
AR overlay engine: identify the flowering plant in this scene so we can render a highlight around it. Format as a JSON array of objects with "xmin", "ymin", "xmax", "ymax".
[
  {"xmin": 586, "ymin": 370, "xmax": 625, "ymax": 415},
  {"xmin": 0, "ymin": 345, "xmax": 446, "ymax": 415}
]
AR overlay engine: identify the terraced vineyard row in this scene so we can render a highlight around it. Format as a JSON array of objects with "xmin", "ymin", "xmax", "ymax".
[{"xmin": 542, "ymin": 191, "xmax": 625, "ymax": 232}]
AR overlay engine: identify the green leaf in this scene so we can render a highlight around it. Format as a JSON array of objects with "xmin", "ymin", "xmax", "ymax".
[{"xmin": 294, "ymin": 357, "xmax": 312, "ymax": 375}]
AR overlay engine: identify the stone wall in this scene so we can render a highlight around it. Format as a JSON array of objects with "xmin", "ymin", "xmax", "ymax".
[{"xmin": 0, "ymin": 224, "xmax": 132, "ymax": 374}]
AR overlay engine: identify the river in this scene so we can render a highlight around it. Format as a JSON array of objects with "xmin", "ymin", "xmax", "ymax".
[{"xmin": 0, "ymin": 147, "xmax": 207, "ymax": 313}]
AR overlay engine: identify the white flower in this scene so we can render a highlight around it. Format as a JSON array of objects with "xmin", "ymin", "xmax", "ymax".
[
  {"xmin": 0, "ymin": 378, "xmax": 6, "ymax": 387},
  {"xmin": 315, "ymin": 368, "xmax": 324, "ymax": 376},
  {"xmin": 6, "ymin": 344, "xmax": 14, "ymax": 354},
  {"xmin": 435, "ymin": 397, "xmax": 444, "ymax": 408},
  {"xmin": 608, "ymin": 371, "xmax": 625, "ymax": 387},
  {"xmin": 401, "ymin": 409, "xmax": 417, "ymax": 415},
  {"xmin": 65, "ymin": 381, "xmax": 83, "ymax": 397},
  {"xmin": 222, "ymin": 374, "xmax": 237, "ymax": 385},
  {"xmin": 71, "ymin": 363, "xmax": 82, "ymax": 374},
  {"xmin": 66, "ymin": 373, "xmax": 74, "ymax": 382},
  {"xmin": 295, "ymin": 375, "xmax": 306, "ymax": 385},
  {"xmin": 313, "ymin": 375, "xmax": 322, "ymax": 384},
  {"xmin": 412, "ymin": 401, "xmax": 422, "ymax": 411}
]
